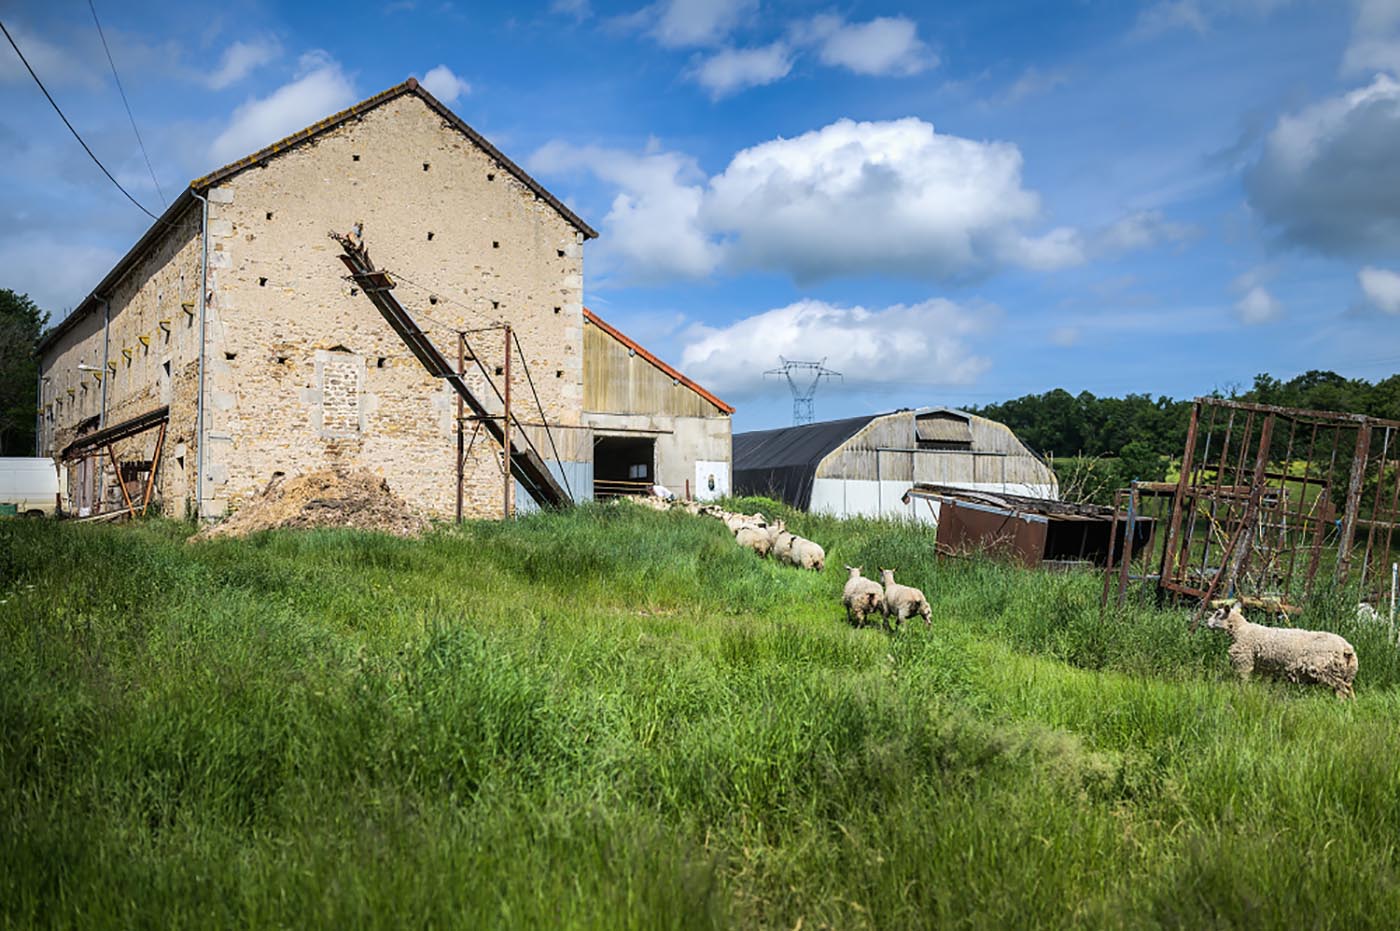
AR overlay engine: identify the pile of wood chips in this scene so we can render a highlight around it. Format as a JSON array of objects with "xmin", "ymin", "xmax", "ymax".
[{"xmin": 194, "ymin": 469, "xmax": 428, "ymax": 540}]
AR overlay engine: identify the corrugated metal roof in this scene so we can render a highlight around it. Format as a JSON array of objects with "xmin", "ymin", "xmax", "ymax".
[
  {"xmin": 733, "ymin": 413, "xmax": 884, "ymax": 509},
  {"xmin": 916, "ymin": 410, "xmax": 973, "ymax": 445}
]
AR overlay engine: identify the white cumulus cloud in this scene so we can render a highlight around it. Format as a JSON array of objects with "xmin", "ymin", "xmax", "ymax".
[
  {"xmin": 679, "ymin": 298, "xmax": 990, "ymax": 397},
  {"xmin": 1359, "ymin": 265, "xmax": 1400, "ymax": 314},
  {"xmin": 529, "ymin": 141, "xmax": 721, "ymax": 282},
  {"xmin": 206, "ymin": 38, "xmax": 281, "ymax": 90},
  {"xmin": 532, "ymin": 116, "xmax": 1098, "ymax": 284},
  {"xmin": 1344, "ymin": 0, "xmax": 1400, "ymax": 75},
  {"xmin": 702, "ymin": 117, "xmax": 1080, "ymax": 281},
  {"xmin": 641, "ymin": 0, "xmax": 756, "ymax": 48},
  {"xmin": 690, "ymin": 43, "xmax": 793, "ymax": 98},
  {"xmin": 1235, "ymin": 285, "xmax": 1283, "ymax": 324},
  {"xmin": 208, "ymin": 53, "xmax": 356, "ymax": 165},
  {"xmin": 797, "ymin": 14, "xmax": 935, "ymax": 76},
  {"xmin": 420, "ymin": 64, "xmax": 471, "ymax": 103}
]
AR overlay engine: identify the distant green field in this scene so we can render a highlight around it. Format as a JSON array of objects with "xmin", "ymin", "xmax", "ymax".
[{"xmin": 4, "ymin": 501, "xmax": 1400, "ymax": 929}]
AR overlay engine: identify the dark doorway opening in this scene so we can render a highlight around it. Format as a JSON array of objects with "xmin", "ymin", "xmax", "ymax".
[{"xmin": 594, "ymin": 435, "xmax": 655, "ymax": 498}]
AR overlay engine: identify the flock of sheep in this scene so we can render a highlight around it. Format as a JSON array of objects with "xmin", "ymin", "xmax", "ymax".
[
  {"xmin": 630, "ymin": 495, "xmax": 1362, "ymax": 698},
  {"xmin": 699, "ymin": 506, "xmax": 826, "ymax": 571},
  {"xmin": 700, "ymin": 506, "xmax": 933, "ymax": 632}
]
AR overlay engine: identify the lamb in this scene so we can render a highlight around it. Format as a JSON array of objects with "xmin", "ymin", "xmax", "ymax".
[
  {"xmin": 1203, "ymin": 602, "xmax": 1358, "ymax": 699},
  {"xmin": 787, "ymin": 537, "xmax": 825, "ymax": 571},
  {"xmin": 879, "ymin": 569, "xmax": 932, "ymax": 628},
  {"xmin": 843, "ymin": 566, "xmax": 886, "ymax": 628}
]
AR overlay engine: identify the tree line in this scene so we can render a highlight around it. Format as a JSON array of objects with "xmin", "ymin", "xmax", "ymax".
[
  {"xmin": 970, "ymin": 371, "xmax": 1400, "ymax": 462},
  {"xmin": 0, "ymin": 289, "xmax": 49, "ymax": 457}
]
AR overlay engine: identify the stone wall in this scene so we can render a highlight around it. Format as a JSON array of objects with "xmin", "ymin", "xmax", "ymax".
[
  {"xmin": 38, "ymin": 207, "xmax": 204, "ymax": 515},
  {"xmin": 199, "ymin": 92, "xmax": 587, "ymax": 519}
]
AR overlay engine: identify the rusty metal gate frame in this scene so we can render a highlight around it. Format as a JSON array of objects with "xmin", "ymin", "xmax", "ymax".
[{"xmin": 1132, "ymin": 398, "xmax": 1400, "ymax": 617}]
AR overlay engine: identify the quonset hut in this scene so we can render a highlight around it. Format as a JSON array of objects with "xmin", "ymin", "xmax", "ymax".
[{"xmin": 733, "ymin": 407, "xmax": 1056, "ymax": 521}]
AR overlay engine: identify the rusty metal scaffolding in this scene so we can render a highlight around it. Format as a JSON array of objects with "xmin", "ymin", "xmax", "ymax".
[
  {"xmin": 1104, "ymin": 397, "xmax": 1400, "ymax": 616},
  {"xmin": 61, "ymin": 405, "xmax": 169, "ymax": 519}
]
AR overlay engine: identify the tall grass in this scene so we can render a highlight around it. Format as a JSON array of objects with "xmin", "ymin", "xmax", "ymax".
[{"xmin": 3, "ymin": 500, "xmax": 1399, "ymax": 928}]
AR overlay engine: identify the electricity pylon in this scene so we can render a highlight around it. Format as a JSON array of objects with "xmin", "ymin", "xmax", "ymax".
[{"xmin": 765, "ymin": 357, "xmax": 843, "ymax": 425}]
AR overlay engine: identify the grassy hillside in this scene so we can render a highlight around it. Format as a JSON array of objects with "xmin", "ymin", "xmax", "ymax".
[{"xmin": 3, "ymin": 501, "xmax": 1400, "ymax": 929}]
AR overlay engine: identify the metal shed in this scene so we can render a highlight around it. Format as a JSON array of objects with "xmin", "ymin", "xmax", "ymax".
[{"xmin": 733, "ymin": 407, "xmax": 1057, "ymax": 521}]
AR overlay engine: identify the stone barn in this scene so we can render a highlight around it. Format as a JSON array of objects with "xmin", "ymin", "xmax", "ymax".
[
  {"xmin": 36, "ymin": 78, "xmax": 730, "ymax": 520},
  {"xmin": 733, "ymin": 407, "xmax": 1057, "ymax": 521}
]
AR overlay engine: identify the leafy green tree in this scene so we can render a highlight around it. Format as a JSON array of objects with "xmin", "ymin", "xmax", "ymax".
[
  {"xmin": 1118, "ymin": 440, "xmax": 1167, "ymax": 483},
  {"xmin": 0, "ymin": 289, "xmax": 49, "ymax": 456}
]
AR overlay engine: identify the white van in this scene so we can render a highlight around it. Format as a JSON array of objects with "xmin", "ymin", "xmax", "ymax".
[{"xmin": 0, "ymin": 457, "xmax": 62, "ymax": 517}]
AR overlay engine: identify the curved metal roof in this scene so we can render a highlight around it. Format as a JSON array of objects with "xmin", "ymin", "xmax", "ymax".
[{"xmin": 732, "ymin": 413, "xmax": 884, "ymax": 509}]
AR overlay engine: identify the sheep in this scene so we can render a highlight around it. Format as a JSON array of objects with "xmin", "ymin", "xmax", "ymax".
[
  {"xmin": 735, "ymin": 522, "xmax": 773, "ymax": 558},
  {"xmin": 843, "ymin": 566, "xmax": 886, "ymax": 628},
  {"xmin": 726, "ymin": 512, "xmax": 765, "ymax": 533},
  {"xmin": 879, "ymin": 569, "xmax": 931, "ymax": 628},
  {"xmin": 764, "ymin": 519, "xmax": 787, "ymax": 550},
  {"xmin": 787, "ymin": 537, "xmax": 825, "ymax": 572},
  {"xmin": 1203, "ymin": 602, "xmax": 1358, "ymax": 699},
  {"xmin": 771, "ymin": 528, "xmax": 797, "ymax": 564}
]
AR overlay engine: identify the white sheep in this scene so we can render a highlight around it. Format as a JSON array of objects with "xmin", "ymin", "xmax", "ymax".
[
  {"xmin": 735, "ymin": 522, "xmax": 773, "ymax": 558},
  {"xmin": 764, "ymin": 519, "xmax": 787, "ymax": 550},
  {"xmin": 726, "ymin": 512, "xmax": 765, "ymax": 533},
  {"xmin": 771, "ymin": 528, "xmax": 797, "ymax": 564},
  {"xmin": 1203, "ymin": 602, "xmax": 1358, "ymax": 699},
  {"xmin": 879, "ymin": 569, "xmax": 931, "ymax": 628},
  {"xmin": 843, "ymin": 566, "xmax": 886, "ymax": 628},
  {"xmin": 787, "ymin": 537, "xmax": 825, "ymax": 572}
]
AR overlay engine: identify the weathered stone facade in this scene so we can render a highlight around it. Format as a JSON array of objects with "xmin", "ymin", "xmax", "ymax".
[
  {"xmin": 39, "ymin": 208, "xmax": 204, "ymax": 515},
  {"xmin": 38, "ymin": 83, "xmax": 591, "ymax": 520}
]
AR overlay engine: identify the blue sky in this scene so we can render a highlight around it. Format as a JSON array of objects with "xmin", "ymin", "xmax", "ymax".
[{"xmin": 4, "ymin": 0, "xmax": 1400, "ymax": 431}]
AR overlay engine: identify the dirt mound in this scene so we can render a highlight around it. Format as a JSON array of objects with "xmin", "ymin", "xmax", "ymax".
[{"xmin": 195, "ymin": 469, "xmax": 429, "ymax": 540}]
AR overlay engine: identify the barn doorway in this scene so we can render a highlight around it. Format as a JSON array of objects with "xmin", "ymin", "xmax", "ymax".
[{"xmin": 594, "ymin": 435, "xmax": 655, "ymax": 498}]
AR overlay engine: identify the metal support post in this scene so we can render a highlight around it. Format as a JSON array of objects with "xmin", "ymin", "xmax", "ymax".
[
  {"xmin": 456, "ymin": 332, "xmax": 465, "ymax": 523},
  {"xmin": 503, "ymin": 325, "xmax": 513, "ymax": 520}
]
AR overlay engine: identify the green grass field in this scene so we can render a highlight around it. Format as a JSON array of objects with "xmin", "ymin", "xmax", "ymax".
[{"xmin": 4, "ymin": 499, "xmax": 1400, "ymax": 929}]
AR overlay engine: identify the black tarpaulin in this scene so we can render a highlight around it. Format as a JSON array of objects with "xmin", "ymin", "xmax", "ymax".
[{"xmin": 732, "ymin": 414, "xmax": 881, "ymax": 510}]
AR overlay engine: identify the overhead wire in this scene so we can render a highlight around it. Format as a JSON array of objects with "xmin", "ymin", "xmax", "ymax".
[
  {"xmin": 0, "ymin": 19, "xmax": 161, "ymax": 222},
  {"xmin": 86, "ymin": 0, "xmax": 165, "ymax": 206}
]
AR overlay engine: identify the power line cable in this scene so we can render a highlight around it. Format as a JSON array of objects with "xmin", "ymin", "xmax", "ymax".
[
  {"xmin": 0, "ymin": 18, "xmax": 160, "ymax": 222},
  {"xmin": 87, "ymin": 0, "xmax": 165, "ymax": 206}
]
